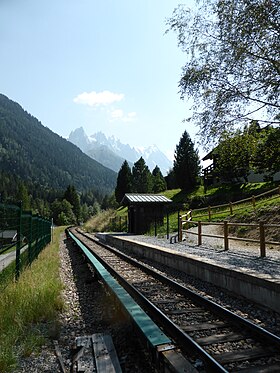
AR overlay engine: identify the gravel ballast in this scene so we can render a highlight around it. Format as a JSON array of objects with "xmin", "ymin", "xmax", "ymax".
[
  {"xmin": 15, "ymin": 229, "xmax": 280, "ymax": 372},
  {"xmin": 16, "ymin": 233, "xmax": 155, "ymax": 373}
]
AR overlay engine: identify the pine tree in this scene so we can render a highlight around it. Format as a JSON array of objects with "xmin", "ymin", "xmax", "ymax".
[
  {"xmin": 64, "ymin": 185, "xmax": 81, "ymax": 223},
  {"xmin": 165, "ymin": 168, "xmax": 178, "ymax": 190},
  {"xmin": 132, "ymin": 157, "xmax": 153, "ymax": 193},
  {"xmin": 173, "ymin": 131, "xmax": 200, "ymax": 191},
  {"xmin": 152, "ymin": 166, "xmax": 167, "ymax": 193},
  {"xmin": 115, "ymin": 160, "xmax": 132, "ymax": 203},
  {"xmin": 16, "ymin": 181, "xmax": 31, "ymax": 210}
]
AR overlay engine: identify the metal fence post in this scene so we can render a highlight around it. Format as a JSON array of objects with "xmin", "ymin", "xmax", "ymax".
[
  {"xmin": 15, "ymin": 202, "xmax": 22, "ymax": 281},
  {"xmin": 51, "ymin": 218, "xmax": 54, "ymax": 242},
  {"xmin": 166, "ymin": 210, "xmax": 169, "ymax": 239},
  {"xmin": 28, "ymin": 211, "xmax": 33, "ymax": 265}
]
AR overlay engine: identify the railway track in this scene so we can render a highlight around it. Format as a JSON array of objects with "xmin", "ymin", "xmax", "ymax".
[{"xmin": 69, "ymin": 228, "xmax": 280, "ymax": 372}]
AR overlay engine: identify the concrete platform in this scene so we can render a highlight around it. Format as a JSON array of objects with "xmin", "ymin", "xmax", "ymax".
[{"xmin": 96, "ymin": 233, "xmax": 280, "ymax": 313}]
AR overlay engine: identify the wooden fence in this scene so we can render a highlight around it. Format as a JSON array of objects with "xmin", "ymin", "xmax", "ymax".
[
  {"xmin": 188, "ymin": 186, "xmax": 280, "ymax": 221},
  {"xmin": 109, "ymin": 216, "xmax": 128, "ymax": 232},
  {"xmin": 179, "ymin": 186, "xmax": 280, "ymax": 257},
  {"xmin": 179, "ymin": 220, "xmax": 280, "ymax": 257}
]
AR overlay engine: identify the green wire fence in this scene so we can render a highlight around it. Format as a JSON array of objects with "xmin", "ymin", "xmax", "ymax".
[{"xmin": 0, "ymin": 202, "xmax": 52, "ymax": 285}]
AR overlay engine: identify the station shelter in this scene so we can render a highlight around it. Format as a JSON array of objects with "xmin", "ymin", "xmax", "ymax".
[{"xmin": 121, "ymin": 193, "xmax": 172, "ymax": 234}]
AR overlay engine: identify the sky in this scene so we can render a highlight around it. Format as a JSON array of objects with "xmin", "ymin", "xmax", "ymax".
[{"xmin": 0, "ymin": 0, "xmax": 200, "ymax": 161}]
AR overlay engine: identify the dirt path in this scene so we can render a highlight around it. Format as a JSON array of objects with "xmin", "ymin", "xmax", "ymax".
[{"xmin": 185, "ymin": 224, "xmax": 280, "ymax": 255}]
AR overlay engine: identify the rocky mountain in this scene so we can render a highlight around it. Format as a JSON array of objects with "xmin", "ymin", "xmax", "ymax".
[
  {"xmin": 68, "ymin": 127, "xmax": 173, "ymax": 174},
  {"xmin": 0, "ymin": 94, "xmax": 116, "ymax": 194}
]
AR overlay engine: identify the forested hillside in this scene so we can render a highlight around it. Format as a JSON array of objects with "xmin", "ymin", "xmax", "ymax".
[{"xmin": 0, "ymin": 94, "xmax": 116, "ymax": 194}]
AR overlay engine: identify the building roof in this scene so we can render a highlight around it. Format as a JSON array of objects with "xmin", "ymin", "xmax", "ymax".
[
  {"xmin": 202, "ymin": 150, "xmax": 214, "ymax": 161},
  {"xmin": 121, "ymin": 193, "xmax": 172, "ymax": 205}
]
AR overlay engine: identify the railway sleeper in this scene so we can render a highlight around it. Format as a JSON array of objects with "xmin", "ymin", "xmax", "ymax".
[
  {"xmin": 215, "ymin": 346, "xmax": 279, "ymax": 365},
  {"xmin": 68, "ymin": 230, "xmax": 199, "ymax": 373},
  {"xmin": 69, "ymin": 228, "xmax": 280, "ymax": 373}
]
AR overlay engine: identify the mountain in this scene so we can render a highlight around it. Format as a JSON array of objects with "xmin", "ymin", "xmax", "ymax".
[
  {"xmin": 68, "ymin": 127, "xmax": 173, "ymax": 174},
  {"xmin": 68, "ymin": 127, "xmax": 128, "ymax": 172},
  {"xmin": 0, "ymin": 94, "xmax": 116, "ymax": 194}
]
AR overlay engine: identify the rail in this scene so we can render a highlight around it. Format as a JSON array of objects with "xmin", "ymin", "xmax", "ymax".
[
  {"xmin": 67, "ymin": 229, "xmax": 194, "ymax": 372},
  {"xmin": 71, "ymin": 229, "xmax": 280, "ymax": 372}
]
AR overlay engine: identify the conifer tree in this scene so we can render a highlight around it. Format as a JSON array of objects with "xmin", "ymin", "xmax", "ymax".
[
  {"xmin": 64, "ymin": 185, "xmax": 81, "ymax": 223},
  {"xmin": 173, "ymin": 131, "xmax": 200, "ymax": 191},
  {"xmin": 132, "ymin": 157, "xmax": 153, "ymax": 193},
  {"xmin": 152, "ymin": 166, "xmax": 167, "ymax": 193},
  {"xmin": 115, "ymin": 160, "xmax": 132, "ymax": 203},
  {"xmin": 16, "ymin": 181, "xmax": 31, "ymax": 210}
]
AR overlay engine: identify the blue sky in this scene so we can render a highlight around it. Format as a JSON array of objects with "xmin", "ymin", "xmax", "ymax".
[{"xmin": 1, "ymin": 0, "xmax": 199, "ymax": 161}]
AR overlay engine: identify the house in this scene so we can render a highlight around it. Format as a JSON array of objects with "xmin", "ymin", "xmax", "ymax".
[
  {"xmin": 202, "ymin": 149, "xmax": 280, "ymax": 187},
  {"xmin": 202, "ymin": 150, "xmax": 219, "ymax": 187}
]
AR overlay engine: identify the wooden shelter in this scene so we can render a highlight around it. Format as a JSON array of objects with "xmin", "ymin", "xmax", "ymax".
[{"xmin": 121, "ymin": 193, "xmax": 172, "ymax": 234}]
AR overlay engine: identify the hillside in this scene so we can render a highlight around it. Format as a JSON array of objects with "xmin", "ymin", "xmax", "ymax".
[{"xmin": 0, "ymin": 94, "xmax": 116, "ymax": 194}]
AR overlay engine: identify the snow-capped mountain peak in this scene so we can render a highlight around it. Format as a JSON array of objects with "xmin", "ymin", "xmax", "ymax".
[{"xmin": 68, "ymin": 127, "xmax": 172, "ymax": 174}]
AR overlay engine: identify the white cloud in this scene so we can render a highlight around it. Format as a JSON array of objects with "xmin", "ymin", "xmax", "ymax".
[
  {"xmin": 111, "ymin": 109, "xmax": 124, "ymax": 119},
  {"xmin": 110, "ymin": 110, "xmax": 136, "ymax": 123},
  {"xmin": 127, "ymin": 112, "xmax": 136, "ymax": 119},
  {"xmin": 73, "ymin": 90, "xmax": 124, "ymax": 106},
  {"xmin": 122, "ymin": 111, "xmax": 137, "ymax": 122}
]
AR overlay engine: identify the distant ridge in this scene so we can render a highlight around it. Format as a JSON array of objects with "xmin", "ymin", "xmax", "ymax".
[
  {"xmin": 0, "ymin": 94, "xmax": 116, "ymax": 194},
  {"xmin": 68, "ymin": 127, "xmax": 173, "ymax": 174}
]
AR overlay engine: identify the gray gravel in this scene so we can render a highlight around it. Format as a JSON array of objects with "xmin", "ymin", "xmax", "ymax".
[
  {"xmin": 16, "ymin": 232, "xmax": 155, "ymax": 373},
  {"xmin": 15, "ymin": 229, "xmax": 280, "ymax": 372}
]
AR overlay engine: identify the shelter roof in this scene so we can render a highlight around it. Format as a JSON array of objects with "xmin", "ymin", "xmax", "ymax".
[{"xmin": 121, "ymin": 193, "xmax": 172, "ymax": 205}]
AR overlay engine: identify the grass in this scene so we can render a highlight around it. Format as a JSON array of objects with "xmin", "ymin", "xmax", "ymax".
[
  {"xmin": 84, "ymin": 208, "xmax": 117, "ymax": 232},
  {"xmin": 83, "ymin": 182, "xmax": 280, "ymax": 236},
  {"xmin": 0, "ymin": 226, "xmax": 65, "ymax": 372},
  {"xmin": 0, "ymin": 259, "xmax": 16, "ymax": 290},
  {"xmin": 0, "ymin": 243, "xmax": 16, "ymax": 255}
]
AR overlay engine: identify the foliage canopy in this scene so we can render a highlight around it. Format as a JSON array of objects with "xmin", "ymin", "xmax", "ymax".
[
  {"xmin": 167, "ymin": 0, "xmax": 280, "ymax": 146},
  {"xmin": 212, "ymin": 124, "xmax": 280, "ymax": 182}
]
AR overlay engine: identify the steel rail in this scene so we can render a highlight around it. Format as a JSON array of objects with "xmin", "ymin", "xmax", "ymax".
[
  {"xmin": 78, "ymin": 230, "xmax": 280, "ymax": 347},
  {"xmin": 68, "ymin": 229, "xmax": 198, "ymax": 373},
  {"xmin": 73, "ymin": 229, "xmax": 280, "ymax": 369},
  {"xmin": 71, "ymin": 229, "xmax": 227, "ymax": 372}
]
